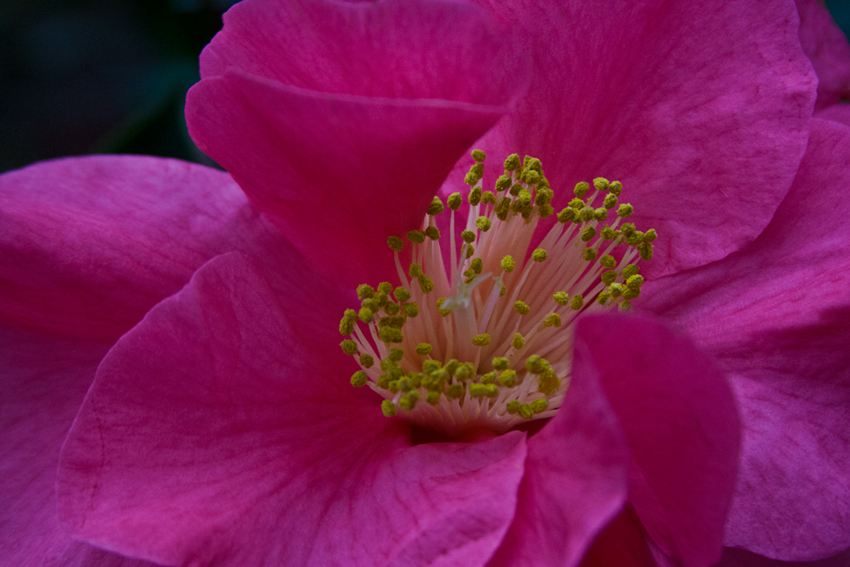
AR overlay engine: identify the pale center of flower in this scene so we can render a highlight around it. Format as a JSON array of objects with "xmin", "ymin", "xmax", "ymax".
[{"xmin": 339, "ymin": 151, "xmax": 656, "ymax": 436}]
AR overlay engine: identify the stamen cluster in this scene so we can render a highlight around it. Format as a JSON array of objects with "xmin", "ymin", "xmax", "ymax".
[{"xmin": 338, "ymin": 151, "xmax": 656, "ymax": 435}]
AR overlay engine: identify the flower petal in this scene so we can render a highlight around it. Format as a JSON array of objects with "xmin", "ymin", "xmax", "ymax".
[
  {"xmin": 716, "ymin": 546, "xmax": 850, "ymax": 567},
  {"xmin": 0, "ymin": 325, "xmax": 153, "ymax": 567},
  {"xmin": 58, "ymin": 252, "xmax": 527, "ymax": 567},
  {"xmin": 641, "ymin": 119, "xmax": 850, "ymax": 560},
  {"xmin": 580, "ymin": 505, "xmax": 657, "ymax": 567},
  {"xmin": 577, "ymin": 314, "xmax": 740, "ymax": 567},
  {"xmin": 468, "ymin": 0, "xmax": 816, "ymax": 277},
  {"xmin": 817, "ymin": 103, "xmax": 850, "ymax": 127},
  {"xmin": 488, "ymin": 320, "xmax": 630, "ymax": 567},
  {"xmin": 0, "ymin": 155, "xmax": 284, "ymax": 343},
  {"xmin": 795, "ymin": 0, "xmax": 850, "ymax": 110},
  {"xmin": 187, "ymin": 0, "xmax": 529, "ymax": 287}
]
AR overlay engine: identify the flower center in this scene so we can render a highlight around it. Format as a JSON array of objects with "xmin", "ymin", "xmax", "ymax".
[{"xmin": 339, "ymin": 151, "xmax": 656, "ymax": 436}]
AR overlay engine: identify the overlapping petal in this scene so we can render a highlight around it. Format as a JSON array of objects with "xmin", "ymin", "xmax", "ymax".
[
  {"xmin": 57, "ymin": 253, "xmax": 528, "ymax": 567},
  {"xmin": 641, "ymin": 118, "xmax": 850, "ymax": 560},
  {"xmin": 0, "ymin": 325, "xmax": 154, "ymax": 567},
  {"xmin": 795, "ymin": 0, "xmax": 850, "ymax": 110},
  {"xmin": 461, "ymin": 0, "xmax": 816, "ymax": 278},
  {"xmin": 0, "ymin": 155, "xmax": 284, "ymax": 343},
  {"xmin": 186, "ymin": 0, "xmax": 530, "ymax": 287}
]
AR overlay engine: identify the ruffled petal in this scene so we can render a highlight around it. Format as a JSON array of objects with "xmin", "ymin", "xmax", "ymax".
[
  {"xmin": 795, "ymin": 0, "xmax": 850, "ymax": 110},
  {"xmin": 0, "ymin": 326, "xmax": 153, "ymax": 567},
  {"xmin": 187, "ymin": 0, "xmax": 529, "ymax": 287},
  {"xmin": 0, "ymin": 155, "xmax": 285, "ymax": 343},
  {"xmin": 58, "ymin": 253, "xmax": 527, "ymax": 567},
  {"xmin": 488, "ymin": 318, "xmax": 630, "ymax": 567},
  {"xmin": 466, "ymin": 0, "xmax": 816, "ymax": 278},
  {"xmin": 578, "ymin": 314, "xmax": 740, "ymax": 567},
  {"xmin": 641, "ymin": 119, "xmax": 850, "ymax": 559}
]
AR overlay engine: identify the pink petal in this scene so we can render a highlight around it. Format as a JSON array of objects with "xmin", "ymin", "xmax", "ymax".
[
  {"xmin": 577, "ymin": 314, "xmax": 740, "ymax": 567},
  {"xmin": 488, "ymin": 319, "xmax": 631, "ymax": 567},
  {"xmin": 795, "ymin": 0, "xmax": 850, "ymax": 110},
  {"xmin": 0, "ymin": 325, "xmax": 154, "ymax": 567},
  {"xmin": 716, "ymin": 546, "xmax": 850, "ymax": 567},
  {"xmin": 580, "ymin": 505, "xmax": 657, "ymax": 567},
  {"xmin": 817, "ymin": 103, "xmax": 850, "ymax": 127},
  {"xmin": 58, "ymin": 253, "xmax": 527, "ymax": 567},
  {"xmin": 0, "ymin": 155, "xmax": 285, "ymax": 343},
  {"xmin": 466, "ymin": 0, "xmax": 816, "ymax": 278},
  {"xmin": 641, "ymin": 119, "xmax": 850, "ymax": 559},
  {"xmin": 186, "ymin": 0, "xmax": 529, "ymax": 287}
]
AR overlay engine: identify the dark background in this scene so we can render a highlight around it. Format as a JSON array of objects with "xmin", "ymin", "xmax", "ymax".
[{"xmin": 1, "ymin": 0, "xmax": 849, "ymax": 174}]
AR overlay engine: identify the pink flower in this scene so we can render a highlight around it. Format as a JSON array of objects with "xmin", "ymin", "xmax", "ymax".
[{"xmin": 1, "ymin": 1, "xmax": 848, "ymax": 567}]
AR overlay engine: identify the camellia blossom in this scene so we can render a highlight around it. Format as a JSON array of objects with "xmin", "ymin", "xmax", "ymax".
[{"xmin": 2, "ymin": 1, "xmax": 850, "ymax": 567}]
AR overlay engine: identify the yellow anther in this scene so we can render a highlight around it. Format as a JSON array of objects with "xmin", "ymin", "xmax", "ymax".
[
  {"xmin": 465, "ymin": 245, "xmax": 475, "ymax": 258},
  {"xmin": 574, "ymin": 181, "xmax": 590, "ymax": 198},
  {"xmin": 469, "ymin": 383, "xmax": 487, "ymax": 397},
  {"xmin": 644, "ymin": 228, "xmax": 658, "ymax": 241},
  {"xmin": 593, "ymin": 177, "xmax": 610, "ymax": 191},
  {"xmin": 622, "ymin": 264, "xmax": 639, "ymax": 279},
  {"xmin": 492, "ymin": 357, "xmax": 509, "ymax": 371},
  {"xmin": 609, "ymin": 181, "xmax": 623, "ymax": 195},
  {"xmin": 384, "ymin": 301, "xmax": 400, "ymax": 315},
  {"xmin": 402, "ymin": 302, "xmax": 419, "ymax": 318},
  {"xmin": 407, "ymin": 230, "xmax": 426, "ymax": 243},
  {"xmin": 471, "ymin": 149, "xmax": 487, "ymax": 162},
  {"xmin": 409, "ymin": 263, "xmax": 423, "ymax": 278},
  {"xmin": 425, "ymin": 226, "xmax": 440, "ymax": 240},
  {"xmin": 535, "ymin": 188, "xmax": 553, "ymax": 206},
  {"xmin": 553, "ymin": 292, "xmax": 569, "ymax": 306},
  {"xmin": 639, "ymin": 242, "xmax": 654, "ymax": 261},
  {"xmin": 512, "ymin": 332, "xmax": 525, "ymax": 349},
  {"xmin": 455, "ymin": 362, "xmax": 475, "ymax": 380},
  {"xmin": 601, "ymin": 270, "xmax": 618, "ymax": 285},
  {"xmin": 461, "ymin": 230, "xmax": 476, "ymax": 243},
  {"xmin": 519, "ymin": 404, "xmax": 534, "ymax": 419},
  {"xmin": 356, "ymin": 284, "xmax": 375, "ymax": 300},
  {"xmin": 619, "ymin": 300, "xmax": 632, "ymax": 311},
  {"xmin": 470, "ymin": 258, "xmax": 483, "ymax": 274},
  {"xmin": 436, "ymin": 297, "xmax": 451, "ymax": 317},
  {"xmin": 557, "ymin": 208, "xmax": 576, "ymax": 223},
  {"xmin": 580, "ymin": 206, "xmax": 595, "ymax": 222},
  {"xmin": 393, "ymin": 286, "xmax": 411, "ymax": 303},
  {"xmin": 544, "ymin": 313, "xmax": 562, "ymax": 328},
  {"xmin": 481, "ymin": 190, "xmax": 496, "ymax": 204},
  {"xmin": 532, "ymin": 249, "xmax": 548, "ymax": 262},
  {"xmin": 626, "ymin": 274, "xmax": 645, "ymax": 289},
  {"xmin": 526, "ymin": 157, "xmax": 542, "ymax": 172},
  {"xmin": 593, "ymin": 208, "xmax": 608, "ymax": 221},
  {"xmin": 569, "ymin": 198, "xmax": 585, "ymax": 210},
  {"xmin": 623, "ymin": 287, "xmax": 641, "ymax": 300},
  {"xmin": 539, "ymin": 204, "xmax": 555, "ymax": 218},
  {"xmin": 504, "ymin": 154, "xmax": 521, "ymax": 171},
  {"xmin": 514, "ymin": 301, "xmax": 530, "ymax": 315},
  {"xmin": 446, "ymin": 383, "xmax": 465, "ymax": 398},
  {"xmin": 360, "ymin": 353, "xmax": 374, "ymax": 368},
  {"xmin": 417, "ymin": 274, "xmax": 434, "ymax": 294},
  {"xmin": 381, "ymin": 400, "xmax": 397, "ymax": 417},
  {"xmin": 517, "ymin": 188, "xmax": 532, "ymax": 205},
  {"xmin": 469, "ymin": 186, "xmax": 482, "ymax": 206},
  {"xmin": 358, "ymin": 307, "xmax": 374, "ymax": 322},
  {"xmin": 427, "ymin": 196, "xmax": 444, "ymax": 215},
  {"xmin": 597, "ymin": 290, "xmax": 612, "ymax": 305},
  {"xmin": 472, "ymin": 333, "xmax": 491, "ymax": 346},
  {"xmin": 499, "ymin": 369, "xmax": 518, "ymax": 387},
  {"xmin": 570, "ymin": 294, "xmax": 584, "ymax": 310},
  {"xmin": 531, "ymin": 398, "xmax": 549, "ymax": 413},
  {"xmin": 500, "ymin": 255, "xmax": 515, "ymax": 273},
  {"xmin": 388, "ymin": 347, "xmax": 404, "ymax": 362},
  {"xmin": 416, "ymin": 343, "xmax": 432, "ymax": 356},
  {"xmin": 523, "ymin": 170, "xmax": 540, "ymax": 185},
  {"xmin": 582, "ymin": 248, "xmax": 598, "ymax": 262},
  {"xmin": 475, "ymin": 216, "xmax": 492, "ymax": 232},
  {"xmin": 340, "ymin": 340, "xmax": 358, "ymax": 355},
  {"xmin": 447, "ymin": 193, "xmax": 462, "ymax": 210},
  {"xmin": 601, "ymin": 226, "xmax": 616, "ymax": 240},
  {"xmin": 495, "ymin": 174, "xmax": 513, "ymax": 191},
  {"xmin": 426, "ymin": 391, "xmax": 441, "ymax": 404},
  {"xmin": 388, "ymin": 236, "xmax": 403, "ymax": 252},
  {"xmin": 617, "ymin": 203, "xmax": 634, "ymax": 218},
  {"xmin": 581, "ymin": 226, "xmax": 597, "ymax": 242},
  {"xmin": 339, "ymin": 310, "xmax": 357, "ymax": 335},
  {"xmin": 603, "ymin": 194, "xmax": 618, "ymax": 209},
  {"xmin": 351, "ymin": 371, "xmax": 368, "ymax": 387},
  {"xmin": 600, "ymin": 255, "xmax": 616, "ymax": 268}
]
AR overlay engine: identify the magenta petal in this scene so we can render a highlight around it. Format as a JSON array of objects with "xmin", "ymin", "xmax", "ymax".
[
  {"xmin": 795, "ymin": 0, "xmax": 850, "ymax": 110},
  {"xmin": 0, "ymin": 326, "xmax": 154, "ymax": 567},
  {"xmin": 578, "ymin": 314, "xmax": 740, "ymax": 567},
  {"xmin": 57, "ymin": 253, "xmax": 527, "ymax": 567},
  {"xmin": 817, "ymin": 103, "xmax": 850, "ymax": 128},
  {"xmin": 0, "ymin": 155, "xmax": 284, "ymax": 343},
  {"xmin": 187, "ymin": 74, "xmax": 511, "ymax": 286},
  {"xmin": 716, "ymin": 547, "xmax": 850, "ymax": 567},
  {"xmin": 580, "ymin": 505, "xmax": 657, "ymax": 567},
  {"xmin": 186, "ymin": 0, "xmax": 529, "ymax": 286},
  {"xmin": 470, "ymin": 0, "xmax": 816, "ymax": 278},
  {"xmin": 488, "ymin": 325, "xmax": 630, "ymax": 567},
  {"xmin": 640, "ymin": 119, "xmax": 850, "ymax": 560}
]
